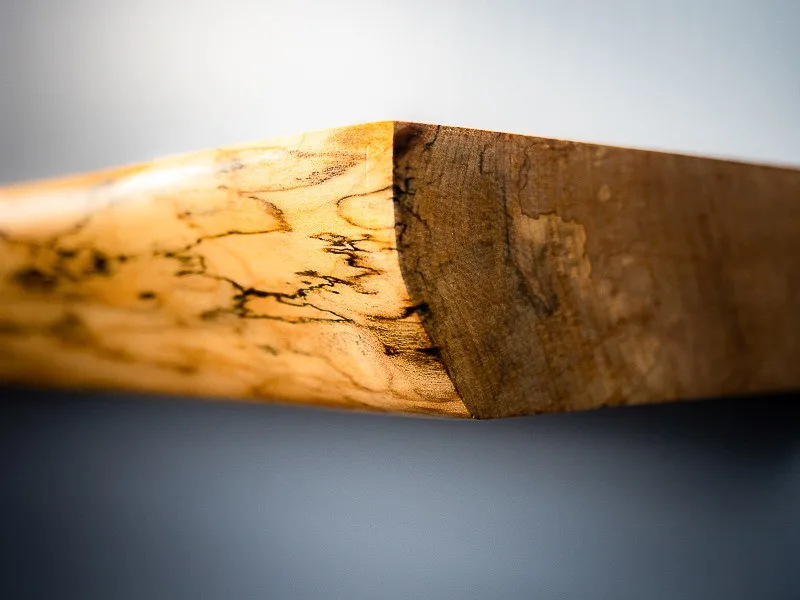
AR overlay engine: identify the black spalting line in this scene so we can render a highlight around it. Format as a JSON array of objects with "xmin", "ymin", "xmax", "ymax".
[
  {"xmin": 91, "ymin": 250, "xmax": 110, "ymax": 275},
  {"xmin": 168, "ymin": 258, "xmax": 353, "ymax": 325},
  {"xmin": 13, "ymin": 268, "xmax": 58, "ymax": 291},
  {"xmin": 416, "ymin": 346, "xmax": 442, "ymax": 357},
  {"xmin": 310, "ymin": 232, "xmax": 383, "ymax": 285},
  {"xmin": 232, "ymin": 152, "xmax": 360, "ymax": 194},
  {"xmin": 2, "ymin": 168, "xmax": 450, "ymax": 399},
  {"xmin": 335, "ymin": 185, "xmax": 394, "ymax": 230},
  {"xmin": 3, "ymin": 217, "xmax": 132, "ymax": 292},
  {"xmin": 155, "ymin": 229, "xmax": 377, "ymax": 324},
  {"xmin": 160, "ymin": 227, "xmax": 288, "ymax": 257},
  {"xmin": 9, "ymin": 247, "xmax": 122, "ymax": 291},
  {"xmin": 402, "ymin": 302, "xmax": 430, "ymax": 319}
]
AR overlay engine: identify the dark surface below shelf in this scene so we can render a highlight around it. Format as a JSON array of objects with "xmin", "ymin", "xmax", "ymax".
[{"xmin": 1, "ymin": 387, "xmax": 799, "ymax": 600}]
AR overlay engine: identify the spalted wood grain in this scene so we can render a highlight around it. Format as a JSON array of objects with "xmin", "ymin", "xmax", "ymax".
[
  {"xmin": 0, "ymin": 123, "xmax": 466, "ymax": 417},
  {"xmin": 1, "ymin": 121, "xmax": 798, "ymax": 418}
]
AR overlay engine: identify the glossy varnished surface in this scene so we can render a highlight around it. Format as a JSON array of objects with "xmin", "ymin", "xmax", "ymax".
[{"xmin": 0, "ymin": 123, "xmax": 467, "ymax": 416}]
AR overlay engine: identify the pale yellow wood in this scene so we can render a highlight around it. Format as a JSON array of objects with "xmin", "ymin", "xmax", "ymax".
[{"xmin": 0, "ymin": 122, "xmax": 468, "ymax": 417}]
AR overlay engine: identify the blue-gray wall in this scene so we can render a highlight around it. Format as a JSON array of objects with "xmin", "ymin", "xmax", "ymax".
[{"xmin": 3, "ymin": 390, "xmax": 800, "ymax": 599}]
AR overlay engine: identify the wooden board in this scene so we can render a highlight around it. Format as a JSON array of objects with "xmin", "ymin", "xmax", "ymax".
[{"xmin": 1, "ymin": 122, "xmax": 798, "ymax": 418}]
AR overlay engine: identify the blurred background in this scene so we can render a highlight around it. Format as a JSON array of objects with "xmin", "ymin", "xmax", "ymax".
[{"xmin": 1, "ymin": 1, "xmax": 799, "ymax": 598}]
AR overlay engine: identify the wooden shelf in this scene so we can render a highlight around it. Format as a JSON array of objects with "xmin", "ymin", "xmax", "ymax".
[{"xmin": 1, "ymin": 122, "xmax": 798, "ymax": 418}]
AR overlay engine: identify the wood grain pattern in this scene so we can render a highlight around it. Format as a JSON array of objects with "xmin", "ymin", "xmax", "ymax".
[
  {"xmin": 1, "ymin": 121, "xmax": 798, "ymax": 418},
  {"xmin": 394, "ymin": 123, "xmax": 800, "ymax": 418},
  {"xmin": 0, "ymin": 122, "xmax": 466, "ymax": 417}
]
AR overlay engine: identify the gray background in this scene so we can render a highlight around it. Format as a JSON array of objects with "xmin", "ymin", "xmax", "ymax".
[{"xmin": 1, "ymin": 1, "xmax": 799, "ymax": 599}]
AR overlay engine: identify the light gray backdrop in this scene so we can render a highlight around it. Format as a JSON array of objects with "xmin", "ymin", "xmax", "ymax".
[{"xmin": 1, "ymin": 1, "xmax": 799, "ymax": 599}]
